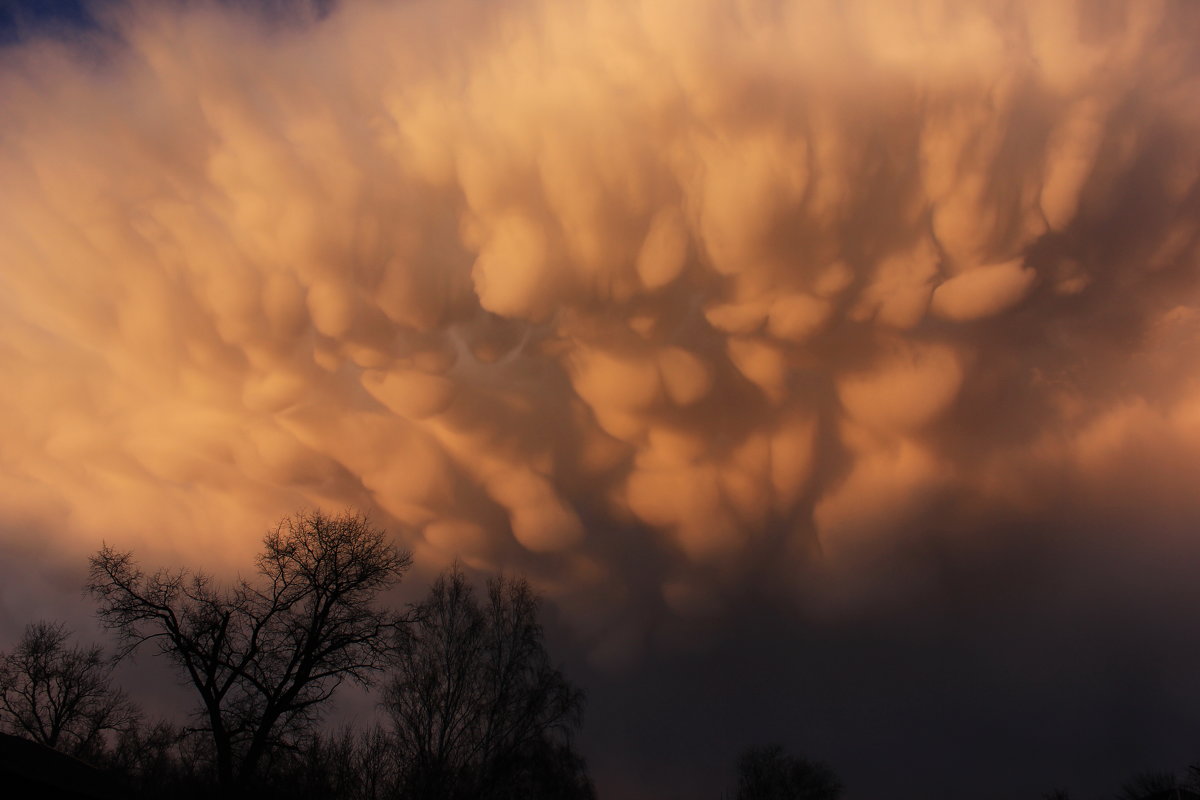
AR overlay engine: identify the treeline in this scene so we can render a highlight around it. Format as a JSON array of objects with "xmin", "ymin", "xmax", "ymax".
[
  {"xmin": 1045, "ymin": 766, "xmax": 1200, "ymax": 800},
  {"xmin": 0, "ymin": 509, "xmax": 594, "ymax": 799},
  {"xmin": 23, "ymin": 506, "xmax": 1197, "ymax": 800},
  {"xmin": 1, "ymin": 508, "xmax": 857, "ymax": 799}
]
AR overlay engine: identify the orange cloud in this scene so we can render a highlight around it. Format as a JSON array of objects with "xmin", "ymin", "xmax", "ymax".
[{"xmin": 1, "ymin": 0, "xmax": 1199, "ymax": 660}]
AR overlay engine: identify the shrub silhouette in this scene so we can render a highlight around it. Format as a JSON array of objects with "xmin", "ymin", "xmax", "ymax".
[{"xmin": 733, "ymin": 744, "xmax": 843, "ymax": 800}]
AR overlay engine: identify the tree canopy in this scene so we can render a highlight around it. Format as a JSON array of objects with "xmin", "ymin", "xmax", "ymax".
[
  {"xmin": 0, "ymin": 620, "xmax": 138, "ymax": 757},
  {"xmin": 385, "ymin": 564, "xmax": 592, "ymax": 800},
  {"xmin": 86, "ymin": 509, "xmax": 411, "ymax": 791},
  {"xmin": 734, "ymin": 744, "xmax": 843, "ymax": 800}
]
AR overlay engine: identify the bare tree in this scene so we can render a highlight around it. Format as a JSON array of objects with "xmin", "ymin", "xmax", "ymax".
[
  {"xmin": 100, "ymin": 718, "xmax": 213, "ymax": 797},
  {"xmin": 261, "ymin": 724, "xmax": 403, "ymax": 800},
  {"xmin": 86, "ymin": 509, "xmax": 411, "ymax": 792},
  {"xmin": 1116, "ymin": 771, "xmax": 1184, "ymax": 800},
  {"xmin": 734, "ymin": 744, "xmax": 843, "ymax": 800},
  {"xmin": 0, "ymin": 620, "xmax": 139, "ymax": 757},
  {"xmin": 385, "ymin": 564, "xmax": 592, "ymax": 800}
]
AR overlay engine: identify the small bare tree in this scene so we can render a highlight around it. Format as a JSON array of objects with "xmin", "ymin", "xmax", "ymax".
[
  {"xmin": 0, "ymin": 620, "xmax": 139, "ymax": 756},
  {"xmin": 86, "ymin": 509, "xmax": 411, "ymax": 791},
  {"xmin": 385, "ymin": 564, "xmax": 592, "ymax": 800},
  {"xmin": 734, "ymin": 744, "xmax": 843, "ymax": 800},
  {"xmin": 1116, "ymin": 772, "xmax": 1182, "ymax": 800}
]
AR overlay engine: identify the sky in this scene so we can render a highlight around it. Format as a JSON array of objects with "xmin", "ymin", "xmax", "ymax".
[{"xmin": 1, "ymin": 0, "xmax": 1200, "ymax": 797}]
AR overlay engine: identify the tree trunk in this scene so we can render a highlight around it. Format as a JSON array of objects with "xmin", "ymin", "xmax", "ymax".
[
  {"xmin": 209, "ymin": 708, "xmax": 235, "ymax": 791},
  {"xmin": 236, "ymin": 707, "xmax": 282, "ymax": 791}
]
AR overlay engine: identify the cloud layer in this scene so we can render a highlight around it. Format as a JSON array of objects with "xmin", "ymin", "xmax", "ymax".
[{"xmin": 2, "ymin": 0, "xmax": 1200, "ymax": 663}]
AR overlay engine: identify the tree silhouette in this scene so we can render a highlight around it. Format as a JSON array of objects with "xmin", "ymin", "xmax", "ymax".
[
  {"xmin": 733, "ymin": 744, "xmax": 843, "ymax": 800},
  {"xmin": 384, "ymin": 564, "xmax": 592, "ymax": 800},
  {"xmin": 1116, "ymin": 771, "xmax": 1190, "ymax": 800},
  {"xmin": 86, "ymin": 509, "xmax": 411, "ymax": 792},
  {"xmin": 99, "ymin": 717, "xmax": 214, "ymax": 797},
  {"xmin": 0, "ymin": 620, "xmax": 139, "ymax": 757},
  {"xmin": 251, "ymin": 724, "xmax": 402, "ymax": 800}
]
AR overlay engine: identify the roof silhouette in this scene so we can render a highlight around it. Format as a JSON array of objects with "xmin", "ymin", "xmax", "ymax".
[{"xmin": 0, "ymin": 732, "xmax": 124, "ymax": 800}]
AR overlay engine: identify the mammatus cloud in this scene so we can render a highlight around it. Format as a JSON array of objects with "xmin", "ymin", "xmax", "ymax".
[{"xmin": 1, "ymin": 0, "xmax": 1199, "ymax": 659}]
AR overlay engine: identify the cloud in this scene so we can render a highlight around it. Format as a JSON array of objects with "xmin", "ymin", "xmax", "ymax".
[{"xmin": 0, "ymin": 0, "xmax": 1199, "ymax": 668}]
